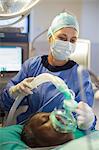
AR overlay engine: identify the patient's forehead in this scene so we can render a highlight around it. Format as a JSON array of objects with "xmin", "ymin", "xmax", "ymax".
[{"xmin": 30, "ymin": 112, "xmax": 50, "ymax": 125}]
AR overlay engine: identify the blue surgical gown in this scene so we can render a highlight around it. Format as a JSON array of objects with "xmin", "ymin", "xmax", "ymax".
[{"xmin": 0, "ymin": 55, "xmax": 96, "ymax": 128}]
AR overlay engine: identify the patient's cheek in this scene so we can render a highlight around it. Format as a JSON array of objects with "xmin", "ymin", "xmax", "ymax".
[{"xmin": 65, "ymin": 133, "xmax": 74, "ymax": 141}]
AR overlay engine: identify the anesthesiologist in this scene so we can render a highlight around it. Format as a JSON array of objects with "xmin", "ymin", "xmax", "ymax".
[{"xmin": 0, "ymin": 11, "xmax": 96, "ymax": 130}]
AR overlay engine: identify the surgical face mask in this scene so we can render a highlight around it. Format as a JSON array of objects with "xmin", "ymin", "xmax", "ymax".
[{"xmin": 50, "ymin": 39, "xmax": 76, "ymax": 61}]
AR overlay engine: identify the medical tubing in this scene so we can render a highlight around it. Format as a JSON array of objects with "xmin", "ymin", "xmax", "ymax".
[
  {"xmin": 18, "ymin": 92, "xmax": 61, "ymax": 125},
  {"xmin": 19, "ymin": 92, "xmax": 60, "ymax": 124},
  {"xmin": 6, "ymin": 73, "xmax": 68, "ymax": 126},
  {"xmin": 30, "ymin": 73, "xmax": 68, "ymax": 91},
  {"xmin": 77, "ymin": 66, "xmax": 93, "ymax": 150}
]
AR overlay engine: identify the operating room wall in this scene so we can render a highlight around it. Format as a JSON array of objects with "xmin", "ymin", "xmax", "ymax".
[{"xmin": 80, "ymin": 0, "xmax": 99, "ymax": 76}]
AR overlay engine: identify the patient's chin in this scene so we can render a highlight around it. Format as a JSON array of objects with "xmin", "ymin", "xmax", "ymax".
[
  {"xmin": 35, "ymin": 132, "xmax": 74, "ymax": 148},
  {"xmin": 25, "ymin": 131, "xmax": 74, "ymax": 148}
]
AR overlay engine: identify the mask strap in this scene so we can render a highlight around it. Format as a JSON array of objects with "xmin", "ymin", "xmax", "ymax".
[{"xmin": 50, "ymin": 27, "xmax": 55, "ymax": 43}]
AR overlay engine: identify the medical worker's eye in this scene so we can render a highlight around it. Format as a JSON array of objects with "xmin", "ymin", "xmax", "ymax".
[
  {"xmin": 58, "ymin": 36, "xmax": 67, "ymax": 41},
  {"xmin": 70, "ymin": 37, "xmax": 77, "ymax": 43},
  {"xmin": 56, "ymin": 34, "xmax": 67, "ymax": 41}
]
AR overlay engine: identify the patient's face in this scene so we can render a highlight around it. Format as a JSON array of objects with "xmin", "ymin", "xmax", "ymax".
[{"xmin": 22, "ymin": 112, "xmax": 73, "ymax": 147}]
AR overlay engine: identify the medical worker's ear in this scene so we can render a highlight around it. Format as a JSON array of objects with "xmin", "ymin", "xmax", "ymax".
[
  {"xmin": 48, "ymin": 35, "xmax": 54, "ymax": 45},
  {"xmin": 48, "ymin": 27, "xmax": 56, "ymax": 44}
]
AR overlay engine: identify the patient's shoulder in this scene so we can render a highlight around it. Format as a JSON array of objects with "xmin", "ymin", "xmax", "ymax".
[{"xmin": 0, "ymin": 125, "xmax": 28, "ymax": 150}]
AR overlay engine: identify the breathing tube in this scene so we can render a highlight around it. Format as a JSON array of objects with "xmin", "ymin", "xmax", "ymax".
[{"xmin": 6, "ymin": 73, "xmax": 78, "ymax": 133}]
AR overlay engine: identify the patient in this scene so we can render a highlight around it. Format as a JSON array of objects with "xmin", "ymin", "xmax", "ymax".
[{"xmin": 21, "ymin": 112, "xmax": 74, "ymax": 148}]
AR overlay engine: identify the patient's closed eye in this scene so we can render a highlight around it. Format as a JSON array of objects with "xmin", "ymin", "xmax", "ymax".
[{"xmin": 40, "ymin": 114, "xmax": 49, "ymax": 125}]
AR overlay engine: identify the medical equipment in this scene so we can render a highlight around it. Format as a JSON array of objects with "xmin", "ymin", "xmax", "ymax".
[
  {"xmin": 70, "ymin": 39, "xmax": 91, "ymax": 68},
  {"xmin": 0, "ymin": 0, "xmax": 41, "ymax": 27},
  {"xmin": 50, "ymin": 97, "xmax": 78, "ymax": 133},
  {"xmin": 6, "ymin": 73, "xmax": 78, "ymax": 134},
  {"xmin": 49, "ymin": 83, "xmax": 78, "ymax": 133},
  {"xmin": 77, "ymin": 65, "xmax": 94, "ymax": 150},
  {"xmin": 0, "ymin": 46, "xmax": 22, "ymax": 72}
]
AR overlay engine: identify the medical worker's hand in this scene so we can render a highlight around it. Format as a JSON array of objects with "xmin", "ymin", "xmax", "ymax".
[
  {"xmin": 9, "ymin": 77, "xmax": 34, "ymax": 98},
  {"xmin": 75, "ymin": 101, "xmax": 95, "ymax": 130}
]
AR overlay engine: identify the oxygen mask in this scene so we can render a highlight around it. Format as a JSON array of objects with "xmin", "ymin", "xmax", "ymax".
[{"xmin": 50, "ymin": 89, "xmax": 78, "ymax": 133}]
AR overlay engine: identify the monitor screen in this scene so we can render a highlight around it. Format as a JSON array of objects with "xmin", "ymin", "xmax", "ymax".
[{"xmin": 0, "ymin": 46, "xmax": 22, "ymax": 72}]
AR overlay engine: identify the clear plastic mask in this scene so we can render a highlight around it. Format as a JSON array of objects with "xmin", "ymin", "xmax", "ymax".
[
  {"xmin": 50, "ymin": 89, "xmax": 78, "ymax": 133},
  {"xmin": 50, "ymin": 109, "xmax": 77, "ymax": 133}
]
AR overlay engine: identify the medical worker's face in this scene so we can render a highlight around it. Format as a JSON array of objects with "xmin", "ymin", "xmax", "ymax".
[
  {"xmin": 48, "ymin": 27, "xmax": 78, "ymax": 62},
  {"xmin": 49, "ymin": 27, "xmax": 78, "ymax": 43},
  {"xmin": 27, "ymin": 112, "xmax": 73, "ymax": 147}
]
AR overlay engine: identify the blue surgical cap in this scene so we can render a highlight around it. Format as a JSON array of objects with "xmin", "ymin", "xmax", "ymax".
[{"xmin": 48, "ymin": 12, "xmax": 79, "ymax": 38}]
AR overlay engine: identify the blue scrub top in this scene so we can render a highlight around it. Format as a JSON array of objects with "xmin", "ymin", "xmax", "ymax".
[{"xmin": 0, "ymin": 55, "xmax": 96, "ymax": 128}]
